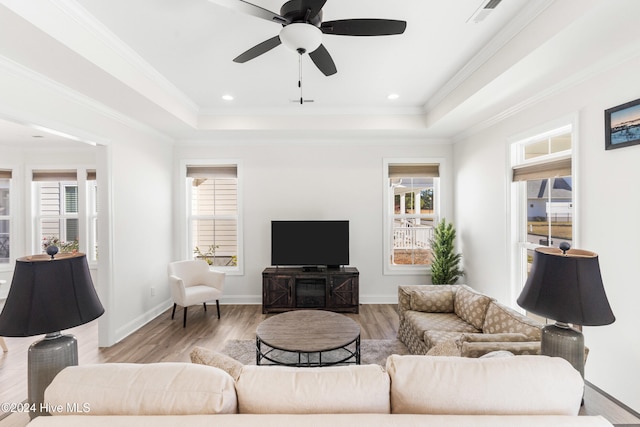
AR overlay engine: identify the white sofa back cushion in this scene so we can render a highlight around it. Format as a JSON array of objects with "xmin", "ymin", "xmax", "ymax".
[
  {"xmin": 386, "ymin": 355, "xmax": 583, "ymax": 415},
  {"xmin": 236, "ymin": 364, "xmax": 390, "ymax": 414},
  {"xmin": 44, "ymin": 363, "xmax": 238, "ymax": 415}
]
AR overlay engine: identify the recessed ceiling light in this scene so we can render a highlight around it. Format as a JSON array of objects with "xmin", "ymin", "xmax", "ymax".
[
  {"xmin": 222, "ymin": 94, "xmax": 234, "ymax": 101},
  {"xmin": 387, "ymin": 93, "xmax": 400, "ymax": 100}
]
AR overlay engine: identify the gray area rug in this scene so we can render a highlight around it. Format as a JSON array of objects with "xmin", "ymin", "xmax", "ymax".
[{"xmin": 221, "ymin": 339, "xmax": 408, "ymax": 366}]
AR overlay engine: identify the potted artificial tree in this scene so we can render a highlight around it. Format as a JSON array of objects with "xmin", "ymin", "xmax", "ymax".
[{"xmin": 429, "ymin": 219, "xmax": 463, "ymax": 284}]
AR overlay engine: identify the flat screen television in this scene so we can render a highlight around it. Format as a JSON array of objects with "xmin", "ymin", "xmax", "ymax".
[{"xmin": 271, "ymin": 220, "xmax": 349, "ymax": 268}]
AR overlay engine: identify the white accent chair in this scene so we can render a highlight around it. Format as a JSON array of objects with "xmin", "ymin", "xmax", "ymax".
[{"xmin": 167, "ymin": 260, "xmax": 225, "ymax": 328}]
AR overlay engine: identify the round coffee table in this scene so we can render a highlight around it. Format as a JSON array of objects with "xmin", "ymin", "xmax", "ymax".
[{"xmin": 256, "ymin": 310, "xmax": 361, "ymax": 367}]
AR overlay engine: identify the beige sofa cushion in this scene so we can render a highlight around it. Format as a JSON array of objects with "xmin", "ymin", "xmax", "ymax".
[
  {"xmin": 236, "ymin": 364, "xmax": 390, "ymax": 414},
  {"xmin": 409, "ymin": 288, "xmax": 455, "ymax": 313},
  {"xmin": 482, "ymin": 302, "xmax": 542, "ymax": 339},
  {"xmin": 386, "ymin": 355, "xmax": 583, "ymax": 415},
  {"xmin": 44, "ymin": 363, "xmax": 238, "ymax": 415},
  {"xmin": 453, "ymin": 286, "xmax": 493, "ymax": 330},
  {"xmin": 423, "ymin": 330, "xmax": 464, "ymax": 349},
  {"xmin": 404, "ymin": 311, "xmax": 480, "ymax": 334}
]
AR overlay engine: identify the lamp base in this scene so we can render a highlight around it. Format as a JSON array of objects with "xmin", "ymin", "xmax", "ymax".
[
  {"xmin": 541, "ymin": 322, "xmax": 584, "ymax": 378},
  {"xmin": 28, "ymin": 332, "xmax": 78, "ymax": 419}
]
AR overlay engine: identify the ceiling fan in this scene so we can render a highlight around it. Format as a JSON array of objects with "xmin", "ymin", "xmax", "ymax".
[{"xmin": 209, "ymin": 0, "xmax": 407, "ymax": 76}]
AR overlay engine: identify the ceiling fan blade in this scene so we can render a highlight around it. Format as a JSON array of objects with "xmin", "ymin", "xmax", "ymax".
[
  {"xmin": 280, "ymin": 0, "xmax": 326, "ymax": 22},
  {"xmin": 233, "ymin": 36, "xmax": 281, "ymax": 63},
  {"xmin": 321, "ymin": 19, "xmax": 407, "ymax": 36},
  {"xmin": 308, "ymin": 44, "xmax": 337, "ymax": 76},
  {"xmin": 300, "ymin": 0, "xmax": 327, "ymax": 20},
  {"xmin": 208, "ymin": 0, "xmax": 289, "ymax": 25}
]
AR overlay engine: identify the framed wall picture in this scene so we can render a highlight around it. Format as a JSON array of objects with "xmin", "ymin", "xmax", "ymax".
[{"xmin": 605, "ymin": 97, "xmax": 640, "ymax": 150}]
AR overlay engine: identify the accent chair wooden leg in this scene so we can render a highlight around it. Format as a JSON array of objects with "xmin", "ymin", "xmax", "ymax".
[
  {"xmin": 203, "ymin": 303, "xmax": 207, "ymax": 312},
  {"xmin": 0, "ymin": 337, "xmax": 7, "ymax": 352},
  {"xmin": 171, "ymin": 303, "xmax": 177, "ymax": 319},
  {"xmin": 183, "ymin": 307, "xmax": 188, "ymax": 328},
  {"xmin": 216, "ymin": 300, "xmax": 221, "ymax": 319}
]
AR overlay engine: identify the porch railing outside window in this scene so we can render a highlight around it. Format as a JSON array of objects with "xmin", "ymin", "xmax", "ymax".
[{"xmin": 0, "ymin": 173, "xmax": 10, "ymax": 264}]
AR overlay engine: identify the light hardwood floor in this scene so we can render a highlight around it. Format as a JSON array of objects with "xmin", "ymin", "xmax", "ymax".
[{"xmin": 1, "ymin": 304, "xmax": 638, "ymax": 426}]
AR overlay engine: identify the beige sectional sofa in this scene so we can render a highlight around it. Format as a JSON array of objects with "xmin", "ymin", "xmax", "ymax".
[
  {"xmin": 398, "ymin": 284, "xmax": 544, "ymax": 357},
  {"xmin": 27, "ymin": 354, "xmax": 612, "ymax": 426}
]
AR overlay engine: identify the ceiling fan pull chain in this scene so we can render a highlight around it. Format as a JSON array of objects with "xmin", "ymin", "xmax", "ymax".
[{"xmin": 298, "ymin": 52, "xmax": 303, "ymax": 104}]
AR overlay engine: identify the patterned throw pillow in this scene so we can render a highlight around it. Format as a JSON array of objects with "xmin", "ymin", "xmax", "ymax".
[
  {"xmin": 190, "ymin": 346, "xmax": 244, "ymax": 381},
  {"xmin": 409, "ymin": 289, "xmax": 455, "ymax": 313},
  {"xmin": 453, "ymin": 286, "xmax": 493, "ymax": 330}
]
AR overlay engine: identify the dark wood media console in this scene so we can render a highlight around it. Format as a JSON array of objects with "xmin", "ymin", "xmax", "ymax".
[{"xmin": 262, "ymin": 267, "xmax": 359, "ymax": 314}]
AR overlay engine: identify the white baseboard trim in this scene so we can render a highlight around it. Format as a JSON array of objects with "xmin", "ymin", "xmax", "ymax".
[
  {"xmin": 359, "ymin": 294, "xmax": 398, "ymax": 304},
  {"xmin": 114, "ymin": 299, "xmax": 173, "ymax": 344},
  {"xmin": 219, "ymin": 294, "xmax": 262, "ymax": 305},
  {"xmin": 112, "ymin": 295, "xmax": 399, "ymax": 345},
  {"xmin": 218, "ymin": 294, "xmax": 398, "ymax": 305}
]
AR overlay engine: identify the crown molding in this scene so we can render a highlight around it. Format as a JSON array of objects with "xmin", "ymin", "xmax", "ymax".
[
  {"xmin": 52, "ymin": 0, "xmax": 200, "ymax": 116},
  {"xmin": 452, "ymin": 39, "xmax": 640, "ymax": 142},
  {"xmin": 0, "ymin": 54, "xmax": 173, "ymax": 145},
  {"xmin": 198, "ymin": 105, "xmax": 425, "ymax": 117},
  {"xmin": 423, "ymin": 0, "xmax": 555, "ymax": 113},
  {"xmin": 2, "ymin": 0, "xmax": 199, "ymax": 125}
]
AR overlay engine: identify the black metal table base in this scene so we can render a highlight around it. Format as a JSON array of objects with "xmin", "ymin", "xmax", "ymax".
[{"xmin": 256, "ymin": 335, "xmax": 361, "ymax": 367}]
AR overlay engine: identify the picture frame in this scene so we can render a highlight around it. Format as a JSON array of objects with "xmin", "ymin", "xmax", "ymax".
[{"xmin": 605, "ymin": 97, "xmax": 640, "ymax": 150}]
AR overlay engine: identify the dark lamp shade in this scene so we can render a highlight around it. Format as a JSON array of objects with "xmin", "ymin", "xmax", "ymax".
[
  {"xmin": 517, "ymin": 247, "xmax": 615, "ymax": 326},
  {"xmin": 0, "ymin": 252, "xmax": 104, "ymax": 337}
]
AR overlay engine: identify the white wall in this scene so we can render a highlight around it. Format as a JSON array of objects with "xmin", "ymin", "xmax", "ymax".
[
  {"xmin": 0, "ymin": 62, "xmax": 174, "ymax": 347},
  {"xmin": 175, "ymin": 138, "xmax": 453, "ymax": 304},
  {"xmin": 453, "ymin": 54, "xmax": 640, "ymax": 411}
]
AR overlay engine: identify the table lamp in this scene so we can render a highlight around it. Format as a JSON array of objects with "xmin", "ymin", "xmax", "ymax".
[
  {"xmin": 0, "ymin": 247, "xmax": 104, "ymax": 418},
  {"xmin": 517, "ymin": 242, "xmax": 615, "ymax": 378}
]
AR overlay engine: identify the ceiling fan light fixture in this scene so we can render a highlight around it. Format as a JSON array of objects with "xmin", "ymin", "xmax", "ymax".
[{"xmin": 279, "ymin": 23, "xmax": 322, "ymax": 54}]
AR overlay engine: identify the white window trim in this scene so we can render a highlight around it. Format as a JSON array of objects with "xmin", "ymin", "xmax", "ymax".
[
  {"xmin": 382, "ymin": 157, "xmax": 447, "ymax": 276},
  {"xmin": 507, "ymin": 115, "xmax": 579, "ymax": 307},
  {"xmin": 179, "ymin": 159, "xmax": 244, "ymax": 276},
  {"xmin": 87, "ymin": 180, "xmax": 98, "ymax": 263},
  {"xmin": 0, "ymin": 166, "xmax": 16, "ymax": 271}
]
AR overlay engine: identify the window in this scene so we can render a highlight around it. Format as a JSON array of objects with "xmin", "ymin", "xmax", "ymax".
[
  {"xmin": 384, "ymin": 161, "xmax": 440, "ymax": 273},
  {"xmin": 32, "ymin": 169, "xmax": 98, "ymax": 261},
  {"xmin": 510, "ymin": 125, "xmax": 574, "ymax": 296},
  {"xmin": 0, "ymin": 169, "xmax": 11, "ymax": 264},
  {"xmin": 186, "ymin": 164, "xmax": 240, "ymax": 271},
  {"xmin": 34, "ymin": 170, "xmax": 79, "ymax": 253}
]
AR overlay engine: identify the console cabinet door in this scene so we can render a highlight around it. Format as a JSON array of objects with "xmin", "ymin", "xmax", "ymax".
[
  {"xmin": 329, "ymin": 274, "xmax": 358, "ymax": 308},
  {"xmin": 263, "ymin": 275, "xmax": 294, "ymax": 311}
]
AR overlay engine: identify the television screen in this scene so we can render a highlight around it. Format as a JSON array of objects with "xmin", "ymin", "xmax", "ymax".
[{"xmin": 271, "ymin": 220, "xmax": 349, "ymax": 268}]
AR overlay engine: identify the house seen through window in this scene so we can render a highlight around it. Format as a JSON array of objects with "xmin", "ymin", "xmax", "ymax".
[
  {"xmin": 33, "ymin": 169, "xmax": 98, "ymax": 262},
  {"xmin": 0, "ymin": 170, "xmax": 10, "ymax": 264},
  {"xmin": 187, "ymin": 165, "xmax": 239, "ymax": 269},
  {"xmin": 511, "ymin": 126, "xmax": 573, "ymax": 286}
]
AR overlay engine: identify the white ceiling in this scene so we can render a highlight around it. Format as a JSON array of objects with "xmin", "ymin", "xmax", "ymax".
[
  {"xmin": 0, "ymin": 0, "xmax": 639, "ymax": 144},
  {"xmin": 73, "ymin": 0, "xmax": 527, "ymax": 111}
]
